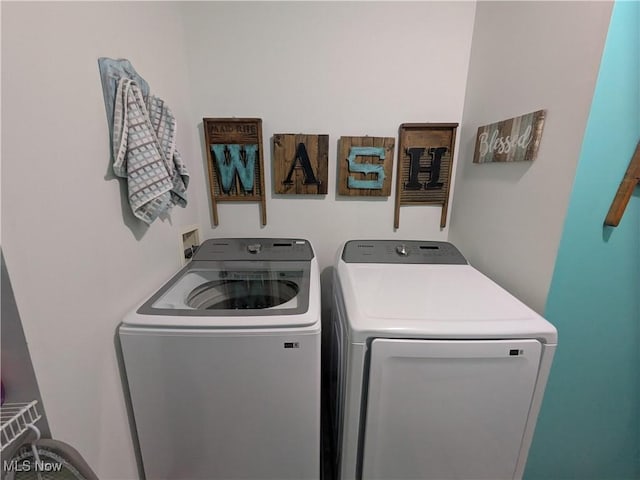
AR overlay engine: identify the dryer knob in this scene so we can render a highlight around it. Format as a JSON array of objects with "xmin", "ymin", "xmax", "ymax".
[
  {"xmin": 396, "ymin": 244, "xmax": 408, "ymax": 256},
  {"xmin": 247, "ymin": 243, "xmax": 262, "ymax": 254}
]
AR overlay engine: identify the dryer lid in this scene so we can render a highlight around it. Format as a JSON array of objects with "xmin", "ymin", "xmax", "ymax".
[{"xmin": 339, "ymin": 261, "xmax": 557, "ymax": 343}]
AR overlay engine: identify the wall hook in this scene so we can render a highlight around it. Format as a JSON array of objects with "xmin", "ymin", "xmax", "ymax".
[{"xmin": 604, "ymin": 140, "xmax": 640, "ymax": 227}]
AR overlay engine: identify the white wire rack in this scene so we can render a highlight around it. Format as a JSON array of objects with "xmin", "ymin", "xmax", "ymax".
[{"xmin": 1, "ymin": 401, "xmax": 41, "ymax": 453}]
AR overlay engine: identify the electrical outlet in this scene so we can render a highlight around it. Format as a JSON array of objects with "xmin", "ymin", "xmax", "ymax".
[{"xmin": 179, "ymin": 225, "xmax": 200, "ymax": 266}]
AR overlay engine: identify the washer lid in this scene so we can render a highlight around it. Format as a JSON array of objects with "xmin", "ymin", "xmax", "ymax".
[
  {"xmin": 123, "ymin": 258, "xmax": 320, "ymax": 328},
  {"xmin": 338, "ymin": 261, "xmax": 557, "ymax": 343}
]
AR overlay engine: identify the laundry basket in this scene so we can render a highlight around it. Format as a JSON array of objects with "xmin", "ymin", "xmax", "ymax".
[{"xmin": 4, "ymin": 440, "xmax": 98, "ymax": 480}]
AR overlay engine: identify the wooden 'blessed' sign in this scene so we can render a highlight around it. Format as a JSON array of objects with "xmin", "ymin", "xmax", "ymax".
[
  {"xmin": 203, "ymin": 118, "xmax": 266, "ymax": 225},
  {"xmin": 473, "ymin": 110, "xmax": 545, "ymax": 163},
  {"xmin": 394, "ymin": 123, "xmax": 458, "ymax": 228}
]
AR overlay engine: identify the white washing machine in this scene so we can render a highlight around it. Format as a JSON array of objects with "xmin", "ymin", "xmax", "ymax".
[
  {"xmin": 330, "ymin": 240, "xmax": 557, "ymax": 480},
  {"xmin": 119, "ymin": 238, "xmax": 320, "ymax": 480}
]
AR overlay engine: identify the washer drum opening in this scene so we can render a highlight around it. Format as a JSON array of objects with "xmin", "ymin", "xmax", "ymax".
[{"xmin": 187, "ymin": 280, "xmax": 300, "ymax": 310}]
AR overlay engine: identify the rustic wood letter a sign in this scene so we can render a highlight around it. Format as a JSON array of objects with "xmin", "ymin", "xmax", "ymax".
[{"xmin": 273, "ymin": 134, "xmax": 328, "ymax": 195}]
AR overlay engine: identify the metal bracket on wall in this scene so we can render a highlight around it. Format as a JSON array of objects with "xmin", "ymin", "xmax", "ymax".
[{"xmin": 604, "ymin": 140, "xmax": 640, "ymax": 227}]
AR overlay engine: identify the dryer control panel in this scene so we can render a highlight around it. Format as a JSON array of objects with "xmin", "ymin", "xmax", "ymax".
[
  {"xmin": 194, "ymin": 238, "xmax": 314, "ymax": 261},
  {"xmin": 342, "ymin": 240, "xmax": 467, "ymax": 264}
]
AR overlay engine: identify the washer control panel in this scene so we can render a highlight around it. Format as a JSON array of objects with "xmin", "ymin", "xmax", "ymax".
[
  {"xmin": 342, "ymin": 240, "xmax": 467, "ymax": 264},
  {"xmin": 194, "ymin": 238, "xmax": 314, "ymax": 261}
]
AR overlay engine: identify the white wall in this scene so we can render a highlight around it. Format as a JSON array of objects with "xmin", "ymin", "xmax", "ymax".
[
  {"xmin": 448, "ymin": 1, "xmax": 613, "ymax": 313},
  {"xmin": 2, "ymin": 2, "xmax": 475, "ymax": 477},
  {"xmin": 181, "ymin": 2, "xmax": 477, "ymax": 274},
  {"xmin": 1, "ymin": 3, "xmax": 202, "ymax": 477}
]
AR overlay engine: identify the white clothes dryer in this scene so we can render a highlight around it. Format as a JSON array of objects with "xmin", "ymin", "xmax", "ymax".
[
  {"xmin": 330, "ymin": 240, "xmax": 557, "ymax": 480},
  {"xmin": 119, "ymin": 238, "xmax": 320, "ymax": 480}
]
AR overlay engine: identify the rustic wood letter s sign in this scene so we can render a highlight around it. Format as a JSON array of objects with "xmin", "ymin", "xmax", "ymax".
[
  {"xmin": 203, "ymin": 118, "xmax": 267, "ymax": 226},
  {"xmin": 338, "ymin": 136, "xmax": 395, "ymax": 197},
  {"xmin": 473, "ymin": 110, "xmax": 546, "ymax": 164}
]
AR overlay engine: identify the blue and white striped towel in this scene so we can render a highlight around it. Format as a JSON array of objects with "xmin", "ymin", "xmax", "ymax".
[{"xmin": 112, "ymin": 78, "xmax": 189, "ymax": 224}]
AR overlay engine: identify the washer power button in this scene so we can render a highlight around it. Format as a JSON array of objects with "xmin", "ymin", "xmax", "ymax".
[{"xmin": 247, "ymin": 244, "xmax": 262, "ymax": 254}]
